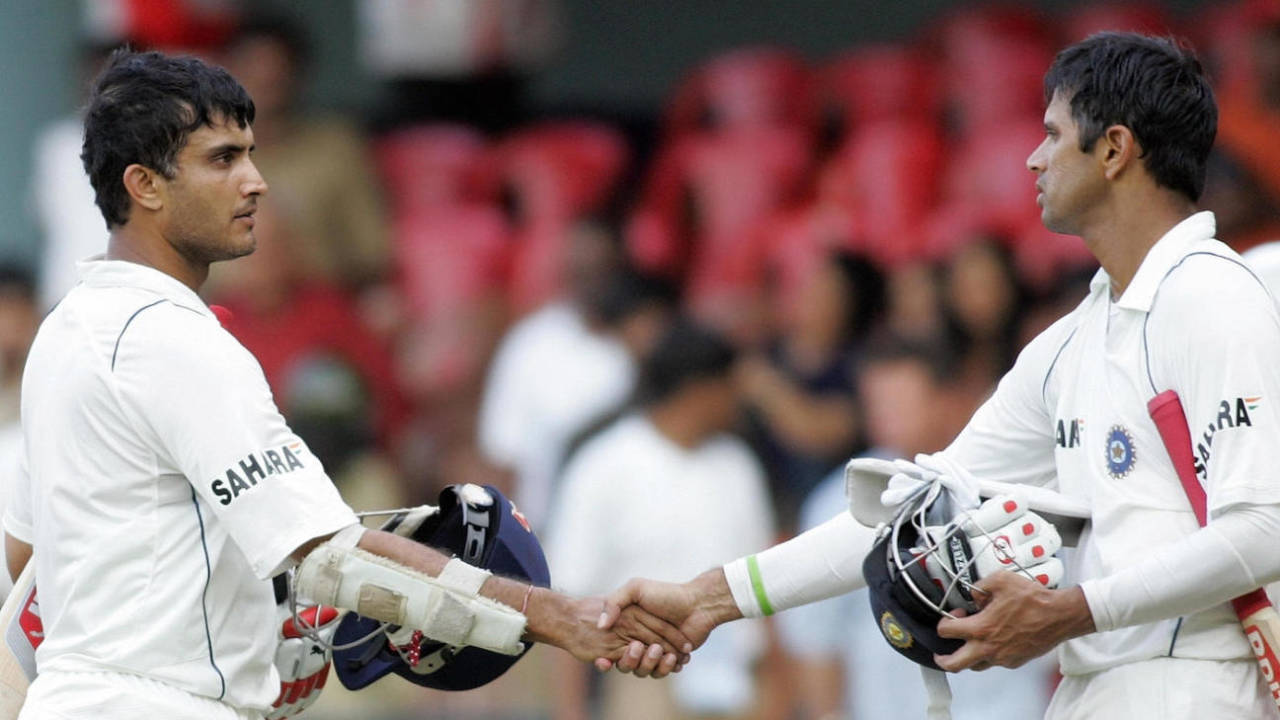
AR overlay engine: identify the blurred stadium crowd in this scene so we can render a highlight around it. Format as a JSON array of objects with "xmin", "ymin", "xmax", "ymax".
[{"xmin": 4, "ymin": 0, "xmax": 1280, "ymax": 719}]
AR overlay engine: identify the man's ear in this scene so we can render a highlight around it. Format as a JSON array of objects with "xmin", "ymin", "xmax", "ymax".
[
  {"xmin": 1100, "ymin": 124, "xmax": 1139, "ymax": 182},
  {"xmin": 122, "ymin": 163, "xmax": 165, "ymax": 213}
]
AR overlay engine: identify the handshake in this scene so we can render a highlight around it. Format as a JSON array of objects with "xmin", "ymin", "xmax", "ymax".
[
  {"xmin": 574, "ymin": 568, "xmax": 746, "ymax": 678},
  {"xmin": 583, "ymin": 452, "xmax": 1089, "ymax": 677}
]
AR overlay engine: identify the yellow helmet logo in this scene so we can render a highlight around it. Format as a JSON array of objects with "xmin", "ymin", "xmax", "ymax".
[{"xmin": 880, "ymin": 611, "xmax": 913, "ymax": 649}]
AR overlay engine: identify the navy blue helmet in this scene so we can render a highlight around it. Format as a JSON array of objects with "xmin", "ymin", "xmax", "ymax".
[{"xmin": 332, "ymin": 484, "xmax": 550, "ymax": 691}]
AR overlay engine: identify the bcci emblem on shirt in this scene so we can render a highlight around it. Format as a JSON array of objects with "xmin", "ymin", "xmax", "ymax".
[{"xmin": 1105, "ymin": 425, "xmax": 1136, "ymax": 479}]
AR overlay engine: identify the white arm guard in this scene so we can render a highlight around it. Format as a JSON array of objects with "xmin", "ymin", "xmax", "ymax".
[
  {"xmin": 294, "ymin": 525, "xmax": 527, "ymax": 656},
  {"xmin": 723, "ymin": 511, "xmax": 875, "ymax": 618}
]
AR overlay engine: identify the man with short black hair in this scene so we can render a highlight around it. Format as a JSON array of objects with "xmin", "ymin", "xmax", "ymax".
[
  {"xmin": 604, "ymin": 33, "xmax": 1280, "ymax": 718},
  {"xmin": 5, "ymin": 50, "xmax": 685, "ymax": 719}
]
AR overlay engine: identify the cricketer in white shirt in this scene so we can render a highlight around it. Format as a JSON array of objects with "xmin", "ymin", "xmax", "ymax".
[
  {"xmin": 710, "ymin": 211, "xmax": 1280, "ymax": 719},
  {"xmin": 4, "ymin": 258, "xmax": 359, "ymax": 713}
]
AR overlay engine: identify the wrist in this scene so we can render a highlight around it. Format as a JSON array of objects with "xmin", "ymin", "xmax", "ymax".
[
  {"xmin": 691, "ymin": 568, "xmax": 743, "ymax": 627},
  {"xmin": 520, "ymin": 586, "xmax": 571, "ymax": 647},
  {"xmin": 1052, "ymin": 585, "xmax": 1097, "ymax": 643}
]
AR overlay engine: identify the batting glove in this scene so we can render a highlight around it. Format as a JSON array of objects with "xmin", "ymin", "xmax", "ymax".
[
  {"xmin": 881, "ymin": 452, "xmax": 982, "ymax": 511},
  {"xmin": 267, "ymin": 603, "xmax": 342, "ymax": 719},
  {"xmin": 919, "ymin": 493, "xmax": 1066, "ymax": 613}
]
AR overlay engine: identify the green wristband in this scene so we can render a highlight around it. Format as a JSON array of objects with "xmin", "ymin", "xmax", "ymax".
[{"xmin": 746, "ymin": 555, "xmax": 774, "ymax": 616}]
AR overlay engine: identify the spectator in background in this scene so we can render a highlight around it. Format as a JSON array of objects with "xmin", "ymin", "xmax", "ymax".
[
  {"xmin": 0, "ymin": 265, "xmax": 38, "ymax": 425},
  {"xmin": 739, "ymin": 250, "xmax": 884, "ymax": 530},
  {"xmin": 205, "ymin": 200, "xmax": 407, "ymax": 511},
  {"xmin": 477, "ymin": 225, "xmax": 637, "ymax": 529},
  {"xmin": 1199, "ymin": 149, "xmax": 1280, "ymax": 253},
  {"xmin": 1216, "ymin": 15, "xmax": 1280, "ymax": 210},
  {"xmin": 940, "ymin": 236, "xmax": 1028, "ymax": 429},
  {"xmin": 217, "ymin": 13, "xmax": 390, "ymax": 294},
  {"xmin": 546, "ymin": 320, "xmax": 775, "ymax": 720},
  {"xmin": 883, "ymin": 258, "xmax": 945, "ymax": 344},
  {"xmin": 777, "ymin": 334, "xmax": 1056, "ymax": 720},
  {"xmin": 0, "ymin": 264, "xmax": 39, "ymax": 599},
  {"xmin": 31, "ymin": 42, "xmax": 116, "ymax": 311}
]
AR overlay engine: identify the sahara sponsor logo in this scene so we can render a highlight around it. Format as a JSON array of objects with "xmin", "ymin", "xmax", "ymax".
[
  {"xmin": 1193, "ymin": 397, "xmax": 1259, "ymax": 479},
  {"xmin": 211, "ymin": 442, "xmax": 306, "ymax": 505}
]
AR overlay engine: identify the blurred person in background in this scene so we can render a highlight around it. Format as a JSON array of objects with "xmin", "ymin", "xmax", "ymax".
[
  {"xmin": 777, "ymin": 334, "xmax": 1056, "ymax": 720},
  {"xmin": 1199, "ymin": 148, "xmax": 1280, "ymax": 253},
  {"xmin": 883, "ymin": 258, "xmax": 945, "ymax": 344},
  {"xmin": 941, "ymin": 237, "xmax": 1026, "ymax": 386},
  {"xmin": 546, "ymin": 320, "xmax": 775, "ymax": 720},
  {"xmin": 1215, "ymin": 12, "xmax": 1280, "ymax": 211},
  {"xmin": 31, "ymin": 41, "xmax": 117, "ymax": 311},
  {"xmin": 357, "ymin": 0, "xmax": 562, "ymax": 133},
  {"xmin": 939, "ymin": 236, "xmax": 1030, "ymax": 434},
  {"xmin": 205, "ymin": 199, "xmax": 408, "ymax": 510},
  {"xmin": 0, "ymin": 264, "xmax": 39, "ymax": 600},
  {"xmin": 477, "ymin": 223, "xmax": 636, "ymax": 530},
  {"xmin": 217, "ymin": 12, "xmax": 391, "ymax": 296},
  {"xmin": 739, "ymin": 250, "xmax": 884, "ymax": 530}
]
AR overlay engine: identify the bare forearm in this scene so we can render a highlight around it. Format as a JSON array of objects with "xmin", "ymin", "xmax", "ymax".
[
  {"xmin": 354, "ymin": 528, "xmax": 560, "ymax": 641},
  {"xmin": 5, "ymin": 533, "xmax": 31, "ymax": 582},
  {"xmin": 756, "ymin": 388, "xmax": 858, "ymax": 455}
]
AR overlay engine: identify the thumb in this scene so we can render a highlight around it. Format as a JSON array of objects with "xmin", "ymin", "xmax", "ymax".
[{"xmin": 600, "ymin": 579, "xmax": 641, "ymax": 629}]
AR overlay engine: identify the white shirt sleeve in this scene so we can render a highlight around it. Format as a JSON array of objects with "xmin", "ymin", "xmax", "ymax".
[
  {"xmin": 1, "ymin": 444, "xmax": 32, "ymax": 544},
  {"xmin": 1146, "ymin": 255, "xmax": 1280, "ymax": 511},
  {"xmin": 112, "ymin": 305, "xmax": 358, "ymax": 579},
  {"xmin": 1083, "ymin": 503, "xmax": 1280, "ymax": 631},
  {"xmin": 942, "ymin": 307, "xmax": 1083, "ymax": 488}
]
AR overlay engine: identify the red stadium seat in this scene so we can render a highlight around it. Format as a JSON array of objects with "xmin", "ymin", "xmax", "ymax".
[
  {"xmin": 374, "ymin": 125, "xmax": 496, "ymax": 214},
  {"xmin": 393, "ymin": 205, "xmax": 510, "ymax": 323},
  {"xmin": 819, "ymin": 44, "xmax": 942, "ymax": 136},
  {"xmin": 941, "ymin": 119, "xmax": 1046, "ymax": 241},
  {"xmin": 664, "ymin": 47, "xmax": 816, "ymax": 138},
  {"xmin": 685, "ymin": 125, "xmax": 811, "ymax": 240},
  {"xmin": 392, "ymin": 205, "xmax": 512, "ymax": 398},
  {"xmin": 494, "ymin": 122, "xmax": 630, "ymax": 223},
  {"xmin": 493, "ymin": 122, "xmax": 631, "ymax": 312},
  {"xmin": 1061, "ymin": 3, "xmax": 1175, "ymax": 43},
  {"xmin": 818, "ymin": 118, "xmax": 945, "ymax": 266},
  {"xmin": 627, "ymin": 125, "xmax": 813, "ymax": 280},
  {"xmin": 931, "ymin": 5, "xmax": 1054, "ymax": 133}
]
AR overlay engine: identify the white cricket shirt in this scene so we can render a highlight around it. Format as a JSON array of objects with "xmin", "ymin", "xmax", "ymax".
[
  {"xmin": 4, "ymin": 258, "xmax": 358, "ymax": 711},
  {"xmin": 943, "ymin": 212, "xmax": 1280, "ymax": 675}
]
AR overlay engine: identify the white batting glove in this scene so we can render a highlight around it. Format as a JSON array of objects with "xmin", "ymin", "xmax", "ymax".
[
  {"xmin": 920, "ymin": 494, "xmax": 1066, "ymax": 612},
  {"xmin": 881, "ymin": 453, "xmax": 982, "ymax": 510},
  {"xmin": 267, "ymin": 603, "xmax": 342, "ymax": 719}
]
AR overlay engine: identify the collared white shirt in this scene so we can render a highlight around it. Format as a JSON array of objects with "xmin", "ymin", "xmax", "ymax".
[
  {"xmin": 4, "ymin": 258, "xmax": 358, "ymax": 711},
  {"xmin": 942, "ymin": 212, "xmax": 1280, "ymax": 674},
  {"xmin": 545, "ymin": 413, "xmax": 775, "ymax": 714}
]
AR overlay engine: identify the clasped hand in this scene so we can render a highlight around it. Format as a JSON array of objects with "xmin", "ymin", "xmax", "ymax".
[{"xmin": 557, "ymin": 593, "xmax": 693, "ymax": 678}]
